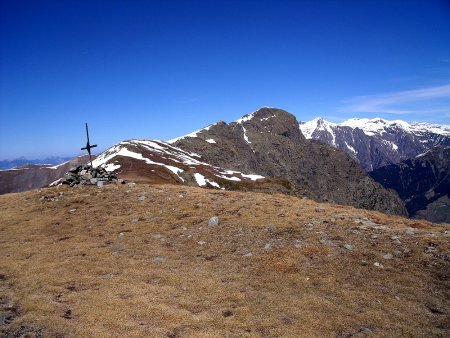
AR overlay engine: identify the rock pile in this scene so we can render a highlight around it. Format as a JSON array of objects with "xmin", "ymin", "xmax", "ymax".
[{"xmin": 62, "ymin": 165, "xmax": 120, "ymax": 187}]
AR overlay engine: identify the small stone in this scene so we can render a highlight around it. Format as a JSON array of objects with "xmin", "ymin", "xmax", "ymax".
[
  {"xmin": 374, "ymin": 262, "xmax": 383, "ymax": 268},
  {"xmin": 344, "ymin": 244, "xmax": 354, "ymax": 250},
  {"xmin": 69, "ymin": 208, "xmax": 77, "ymax": 213},
  {"xmin": 97, "ymin": 181, "xmax": 104, "ymax": 187},
  {"xmin": 320, "ymin": 239, "xmax": 336, "ymax": 247},
  {"xmin": 152, "ymin": 256, "xmax": 167, "ymax": 263},
  {"xmin": 197, "ymin": 241, "xmax": 207, "ymax": 245},
  {"xmin": 208, "ymin": 216, "xmax": 219, "ymax": 227},
  {"xmin": 62, "ymin": 309, "xmax": 72, "ymax": 319},
  {"xmin": 264, "ymin": 243, "xmax": 271, "ymax": 250},
  {"xmin": 383, "ymin": 253, "xmax": 393, "ymax": 260},
  {"xmin": 119, "ymin": 232, "xmax": 125, "ymax": 238},
  {"xmin": 243, "ymin": 252, "xmax": 253, "ymax": 257},
  {"xmin": 222, "ymin": 310, "xmax": 233, "ymax": 317},
  {"xmin": 266, "ymin": 224, "xmax": 277, "ymax": 233},
  {"xmin": 405, "ymin": 227, "xmax": 415, "ymax": 235},
  {"xmin": 358, "ymin": 327, "xmax": 373, "ymax": 334}
]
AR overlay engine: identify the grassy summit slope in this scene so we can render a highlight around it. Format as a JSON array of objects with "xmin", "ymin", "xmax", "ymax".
[{"xmin": 0, "ymin": 184, "xmax": 448, "ymax": 337}]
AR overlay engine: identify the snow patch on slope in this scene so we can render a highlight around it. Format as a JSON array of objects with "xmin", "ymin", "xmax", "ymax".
[
  {"xmin": 242, "ymin": 125, "xmax": 251, "ymax": 144},
  {"xmin": 93, "ymin": 144, "xmax": 185, "ymax": 182},
  {"xmin": 194, "ymin": 173, "xmax": 221, "ymax": 188},
  {"xmin": 167, "ymin": 123, "xmax": 219, "ymax": 143}
]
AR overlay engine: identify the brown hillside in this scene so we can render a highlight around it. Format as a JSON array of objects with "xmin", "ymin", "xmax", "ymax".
[{"xmin": 0, "ymin": 184, "xmax": 448, "ymax": 337}]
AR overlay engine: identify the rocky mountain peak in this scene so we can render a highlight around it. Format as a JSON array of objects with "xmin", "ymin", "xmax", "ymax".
[
  {"xmin": 170, "ymin": 108, "xmax": 406, "ymax": 215},
  {"xmin": 233, "ymin": 107, "xmax": 305, "ymax": 143}
]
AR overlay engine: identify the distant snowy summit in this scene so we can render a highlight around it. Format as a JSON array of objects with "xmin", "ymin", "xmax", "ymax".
[{"xmin": 299, "ymin": 117, "xmax": 450, "ymax": 171}]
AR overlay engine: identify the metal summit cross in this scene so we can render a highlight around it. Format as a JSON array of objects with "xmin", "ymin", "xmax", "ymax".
[{"xmin": 81, "ymin": 123, "xmax": 97, "ymax": 167}]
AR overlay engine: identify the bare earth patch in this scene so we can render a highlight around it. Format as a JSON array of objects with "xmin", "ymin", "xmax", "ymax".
[{"xmin": 0, "ymin": 184, "xmax": 448, "ymax": 337}]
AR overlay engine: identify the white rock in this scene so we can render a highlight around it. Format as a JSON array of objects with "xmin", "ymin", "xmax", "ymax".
[
  {"xmin": 383, "ymin": 253, "xmax": 393, "ymax": 260},
  {"xmin": 208, "ymin": 216, "xmax": 219, "ymax": 227}
]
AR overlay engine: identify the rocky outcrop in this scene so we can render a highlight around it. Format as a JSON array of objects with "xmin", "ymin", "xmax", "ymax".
[
  {"xmin": 60, "ymin": 165, "xmax": 120, "ymax": 187},
  {"xmin": 169, "ymin": 107, "xmax": 407, "ymax": 215},
  {"xmin": 370, "ymin": 146, "xmax": 450, "ymax": 223},
  {"xmin": 300, "ymin": 118, "xmax": 450, "ymax": 171}
]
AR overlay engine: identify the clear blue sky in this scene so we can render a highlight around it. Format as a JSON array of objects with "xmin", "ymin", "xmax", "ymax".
[{"xmin": 1, "ymin": 0, "xmax": 449, "ymax": 159}]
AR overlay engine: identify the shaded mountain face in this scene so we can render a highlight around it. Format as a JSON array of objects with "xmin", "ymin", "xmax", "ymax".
[
  {"xmin": 370, "ymin": 147, "xmax": 450, "ymax": 223},
  {"xmin": 169, "ymin": 108, "xmax": 407, "ymax": 216},
  {"xmin": 0, "ymin": 155, "xmax": 93, "ymax": 194},
  {"xmin": 300, "ymin": 118, "xmax": 450, "ymax": 171},
  {"xmin": 91, "ymin": 139, "xmax": 293, "ymax": 195}
]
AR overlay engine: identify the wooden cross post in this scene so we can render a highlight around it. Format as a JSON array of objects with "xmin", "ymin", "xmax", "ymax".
[{"xmin": 81, "ymin": 123, "xmax": 97, "ymax": 167}]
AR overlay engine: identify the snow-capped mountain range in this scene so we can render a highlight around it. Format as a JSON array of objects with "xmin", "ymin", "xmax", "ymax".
[{"xmin": 299, "ymin": 117, "xmax": 450, "ymax": 171}]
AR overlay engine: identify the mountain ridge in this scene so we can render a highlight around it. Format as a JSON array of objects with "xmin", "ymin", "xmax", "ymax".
[
  {"xmin": 169, "ymin": 107, "xmax": 406, "ymax": 215},
  {"xmin": 299, "ymin": 116, "xmax": 450, "ymax": 171}
]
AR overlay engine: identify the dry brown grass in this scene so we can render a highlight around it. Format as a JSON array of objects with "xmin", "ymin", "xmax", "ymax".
[{"xmin": 0, "ymin": 183, "xmax": 449, "ymax": 337}]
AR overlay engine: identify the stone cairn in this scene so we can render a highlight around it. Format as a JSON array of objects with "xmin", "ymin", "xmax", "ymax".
[{"xmin": 62, "ymin": 165, "xmax": 122, "ymax": 187}]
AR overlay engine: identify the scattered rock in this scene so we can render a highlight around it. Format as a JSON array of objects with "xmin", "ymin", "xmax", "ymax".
[
  {"xmin": 383, "ymin": 253, "xmax": 393, "ymax": 260},
  {"xmin": 266, "ymin": 224, "xmax": 277, "ymax": 234},
  {"xmin": 197, "ymin": 241, "xmax": 207, "ymax": 245},
  {"xmin": 358, "ymin": 219, "xmax": 388, "ymax": 231},
  {"xmin": 264, "ymin": 243, "xmax": 272, "ymax": 250},
  {"xmin": 243, "ymin": 252, "xmax": 253, "ymax": 257},
  {"xmin": 222, "ymin": 309, "xmax": 233, "ymax": 317},
  {"xmin": 152, "ymin": 256, "xmax": 167, "ymax": 263},
  {"xmin": 405, "ymin": 227, "xmax": 416, "ymax": 235},
  {"xmin": 3, "ymin": 325, "xmax": 43, "ymax": 337},
  {"xmin": 344, "ymin": 244, "xmax": 354, "ymax": 250},
  {"xmin": 391, "ymin": 235, "xmax": 401, "ymax": 242},
  {"xmin": 62, "ymin": 309, "xmax": 72, "ymax": 319},
  {"xmin": 374, "ymin": 262, "xmax": 383, "ymax": 268},
  {"xmin": 208, "ymin": 216, "xmax": 219, "ymax": 227},
  {"xmin": 69, "ymin": 209, "xmax": 77, "ymax": 213},
  {"xmin": 357, "ymin": 326, "xmax": 374, "ymax": 335},
  {"xmin": 320, "ymin": 239, "xmax": 336, "ymax": 247},
  {"xmin": 0, "ymin": 313, "xmax": 12, "ymax": 325}
]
